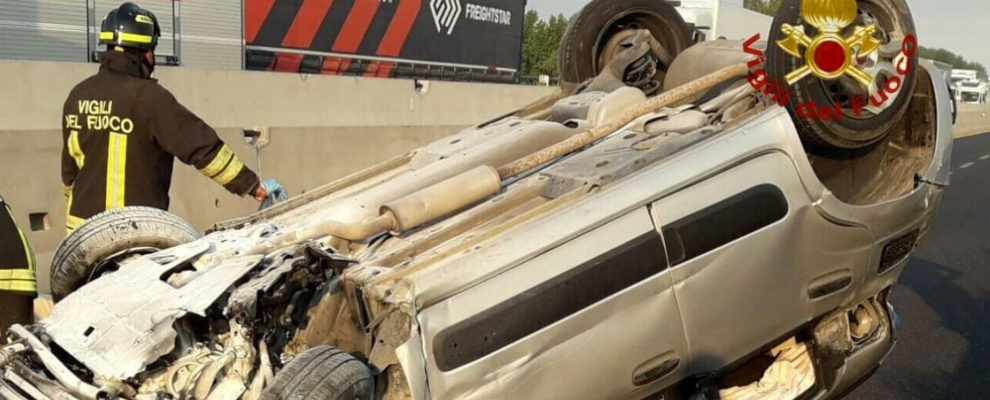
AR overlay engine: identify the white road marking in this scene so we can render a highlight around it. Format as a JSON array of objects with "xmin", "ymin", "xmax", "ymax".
[
  {"xmin": 981, "ymin": 155, "xmax": 990, "ymax": 160},
  {"xmin": 960, "ymin": 162, "xmax": 975, "ymax": 169}
]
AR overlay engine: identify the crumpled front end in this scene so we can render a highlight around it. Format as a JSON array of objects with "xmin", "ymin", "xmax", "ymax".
[{"xmin": 0, "ymin": 222, "xmax": 349, "ymax": 400}]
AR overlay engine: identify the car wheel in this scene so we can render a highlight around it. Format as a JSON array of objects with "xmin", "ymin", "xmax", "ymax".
[
  {"xmin": 766, "ymin": 0, "xmax": 918, "ymax": 149},
  {"xmin": 50, "ymin": 207, "xmax": 199, "ymax": 302},
  {"xmin": 558, "ymin": 0, "xmax": 694, "ymax": 89},
  {"xmin": 260, "ymin": 346, "xmax": 375, "ymax": 400}
]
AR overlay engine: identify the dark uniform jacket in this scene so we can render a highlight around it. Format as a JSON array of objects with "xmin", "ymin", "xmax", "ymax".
[
  {"xmin": 0, "ymin": 193, "xmax": 35, "ymax": 294},
  {"xmin": 62, "ymin": 51, "xmax": 259, "ymax": 231}
]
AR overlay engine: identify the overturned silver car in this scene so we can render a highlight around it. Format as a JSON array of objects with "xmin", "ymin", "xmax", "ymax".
[{"xmin": 0, "ymin": 0, "xmax": 952, "ymax": 399}]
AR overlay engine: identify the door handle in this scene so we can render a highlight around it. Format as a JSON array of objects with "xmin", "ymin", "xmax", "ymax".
[
  {"xmin": 633, "ymin": 351, "xmax": 680, "ymax": 386},
  {"xmin": 808, "ymin": 270, "xmax": 853, "ymax": 300}
]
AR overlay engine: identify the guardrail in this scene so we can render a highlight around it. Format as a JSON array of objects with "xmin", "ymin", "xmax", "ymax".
[{"xmin": 245, "ymin": 47, "xmax": 519, "ymax": 84}]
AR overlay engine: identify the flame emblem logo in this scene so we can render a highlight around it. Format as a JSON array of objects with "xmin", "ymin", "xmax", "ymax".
[{"xmin": 776, "ymin": 0, "xmax": 882, "ymax": 88}]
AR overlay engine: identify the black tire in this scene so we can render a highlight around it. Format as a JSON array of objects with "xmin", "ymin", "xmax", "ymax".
[
  {"xmin": 766, "ymin": 0, "xmax": 918, "ymax": 149},
  {"xmin": 558, "ymin": 0, "xmax": 693, "ymax": 86},
  {"xmin": 50, "ymin": 207, "xmax": 199, "ymax": 302},
  {"xmin": 260, "ymin": 346, "xmax": 375, "ymax": 400}
]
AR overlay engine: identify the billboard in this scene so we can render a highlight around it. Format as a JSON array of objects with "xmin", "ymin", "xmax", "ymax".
[{"xmin": 245, "ymin": 0, "xmax": 525, "ymax": 81}]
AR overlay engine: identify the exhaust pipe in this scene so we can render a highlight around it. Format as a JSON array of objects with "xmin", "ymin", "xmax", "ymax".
[
  {"xmin": 381, "ymin": 165, "xmax": 501, "ymax": 234},
  {"xmin": 256, "ymin": 166, "xmax": 502, "ymax": 250},
  {"xmin": 258, "ymin": 64, "xmax": 750, "ymax": 248}
]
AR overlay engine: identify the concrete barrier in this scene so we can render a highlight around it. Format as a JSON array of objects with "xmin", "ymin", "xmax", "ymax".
[
  {"xmin": 0, "ymin": 59, "xmax": 554, "ymax": 293},
  {"xmin": 954, "ymin": 104, "xmax": 990, "ymax": 138}
]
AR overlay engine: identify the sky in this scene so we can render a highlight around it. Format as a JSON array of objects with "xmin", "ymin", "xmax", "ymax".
[{"xmin": 526, "ymin": 0, "xmax": 990, "ymax": 70}]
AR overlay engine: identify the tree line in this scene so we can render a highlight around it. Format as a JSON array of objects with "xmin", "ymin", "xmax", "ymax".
[
  {"xmin": 521, "ymin": 10, "xmax": 568, "ymax": 77},
  {"xmin": 918, "ymin": 47, "xmax": 987, "ymax": 73},
  {"xmin": 743, "ymin": 0, "xmax": 784, "ymax": 16}
]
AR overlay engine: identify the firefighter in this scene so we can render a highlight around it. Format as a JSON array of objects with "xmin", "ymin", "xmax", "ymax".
[
  {"xmin": 62, "ymin": 2, "xmax": 268, "ymax": 232},
  {"xmin": 0, "ymin": 193, "xmax": 36, "ymax": 333}
]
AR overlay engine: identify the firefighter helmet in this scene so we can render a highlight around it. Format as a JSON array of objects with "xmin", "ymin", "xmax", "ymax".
[{"xmin": 99, "ymin": 2, "xmax": 161, "ymax": 51}]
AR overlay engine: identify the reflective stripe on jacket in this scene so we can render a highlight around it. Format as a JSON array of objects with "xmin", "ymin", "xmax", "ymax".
[
  {"xmin": 0, "ymin": 194, "xmax": 36, "ymax": 294},
  {"xmin": 61, "ymin": 50, "xmax": 259, "ymax": 232}
]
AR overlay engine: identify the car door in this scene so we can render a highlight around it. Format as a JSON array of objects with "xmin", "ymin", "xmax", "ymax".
[
  {"xmin": 649, "ymin": 153, "xmax": 872, "ymax": 376},
  {"xmin": 419, "ymin": 207, "xmax": 690, "ymax": 400}
]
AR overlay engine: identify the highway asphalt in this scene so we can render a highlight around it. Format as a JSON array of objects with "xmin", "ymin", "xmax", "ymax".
[{"xmin": 848, "ymin": 133, "xmax": 990, "ymax": 399}]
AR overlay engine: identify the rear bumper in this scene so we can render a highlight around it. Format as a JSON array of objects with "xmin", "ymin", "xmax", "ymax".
[{"xmin": 810, "ymin": 299, "xmax": 899, "ymax": 400}]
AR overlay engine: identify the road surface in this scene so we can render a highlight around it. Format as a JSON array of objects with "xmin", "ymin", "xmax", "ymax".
[{"xmin": 849, "ymin": 133, "xmax": 990, "ymax": 399}]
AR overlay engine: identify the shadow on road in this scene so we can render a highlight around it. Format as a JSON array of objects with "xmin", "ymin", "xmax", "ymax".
[
  {"xmin": 850, "ymin": 134, "xmax": 990, "ymax": 400},
  {"xmin": 854, "ymin": 257, "xmax": 990, "ymax": 399}
]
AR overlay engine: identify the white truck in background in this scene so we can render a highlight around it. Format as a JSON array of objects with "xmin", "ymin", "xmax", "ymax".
[
  {"xmin": 675, "ymin": 0, "xmax": 772, "ymax": 42},
  {"xmin": 951, "ymin": 69, "xmax": 990, "ymax": 104}
]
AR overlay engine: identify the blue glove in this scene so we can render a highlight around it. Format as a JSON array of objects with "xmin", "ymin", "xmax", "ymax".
[{"xmin": 259, "ymin": 179, "xmax": 288, "ymax": 211}]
